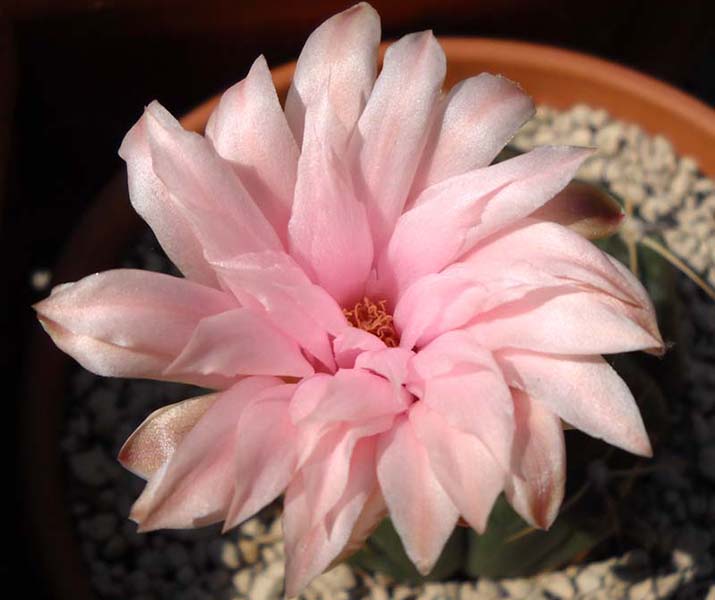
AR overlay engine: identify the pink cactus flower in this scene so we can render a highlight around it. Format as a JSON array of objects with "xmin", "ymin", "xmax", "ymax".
[{"xmin": 35, "ymin": 3, "xmax": 663, "ymax": 595}]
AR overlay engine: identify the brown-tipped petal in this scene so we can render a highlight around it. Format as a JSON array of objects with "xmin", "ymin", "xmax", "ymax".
[
  {"xmin": 505, "ymin": 390, "xmax": 566, "ymax": 529},
  {"xmin": 531, "ymin": 180, "xmax": 625, "ymax": 240},
  {"xmin": 118, "ymin": 394, "xmax": 218, "ymax": 480}
]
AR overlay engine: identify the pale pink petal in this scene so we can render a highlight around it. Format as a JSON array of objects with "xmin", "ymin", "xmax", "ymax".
[
  {"xmin": 496, "ymin": 350, "xmax": 652, "ymax": 456},
  {"xmin": 299, "ymin": 417, "xmax": 394, "ymax": 528},
  {"xmin": 354, "ymin": 31, "xmax": 446, "ymax": 250},
  {"xmin": 398, "ymin": 255, "xmax": 661, "ymax": 355},
  {"xmin": 288, "ymin": 374, "xmax": 332, "ymax": 424},
  {"xmin": 130, "ymin": 376, "xmax": 283, "ymax": 530},
  {"xmin": 285, "ymin": 2, "xmax": 380, "ymax": 146},
  {"xmin": 320, "ymin": 439, "xmax": 377, "ymax": 538},
  {"xmin": 354, "ymin": 347, "xmax": 414, "ymax": 387},
  {"xmin": 393, "ymin": 218, "xmax": 662, "ymax": 350},
  {"xmin": 396, "ymin": 265, "xmax": 636, "ymax": 353},
  {"xmin": 377, "ymin": 415, "xmax": 459, "ymax": 575},
  {"xmin": 119, "ymin": 118, "xmax": 219, "ymax": 287},
  {"xmin": 468, "ymin": 288, "xmax": 663, "ymax": 355},
  {"xmin": 396, "ymin": 273, "xmax": 542, "ymax": 351},
  {"xmin": 333, "ymin": 328, "xmax": 386, "ymax": 369},
  {"xmin": 288, "ymin": 89, "xmax": 373, "ymax": 306},
  {"xmin": 223, "ymin": 385, "xmax": 299, "ymax": 530},
  {"xmin": 331, "ymin": 487, "xmax": 387, "ymax": 565},
  {"xmin": 118, "ymin": 394, "xmax": 217, "ymax": 479},
  {"xmin": 408, "ymin": 331, "xmax": 514, "ymax": 468},
  {"xmin": 284, "ymin": 439, "xmax": 377, "ymax": 597},
  {"xmin": 410, "ymin": 73, "xmax": 534, "ymax": 197},
  {"xmin": 143, "ymin": 101, "xmax": 282, "ymax": 262},
  {"xmin": 407, "ymin": 329, "xmax": 500, "ymax": 381},
  {"xmin": 291, "ymin": 368, "xmax": 408, "ymax": 426},
  {"xmin": 410, "ymin": 402, "xmax": 505, "ymax": 533},
  {"xmin": 383, "ymin": 146, "xmax": 592, "ymax": 295},
  {"xmin": 34, "ymin": 269, "xmax": 235, "ymax": 388},
  {"xmin": 605, "ymin": 252, "xmax": 661, "ymax": 321},
  {"xmin": 460, "ymin": 218, "xmax": 652, "ymax": 307},
  {"xmin": 205, "ymin": 55, "xmax": 299, "ymax": 243},
  {"xmin": 214, "ymin": 251, "xmax": 348, "ymax": 369},
  {"xmin": 395, "ymin": 272, "xmax": 488, "ymax": 350},
  {"xmin": 165, "ymin": 308, "xmax": 313, "ymax": 379},
  {"xmin": 505, "ymin": 389, "xmax": 566, "ymax": 529}
]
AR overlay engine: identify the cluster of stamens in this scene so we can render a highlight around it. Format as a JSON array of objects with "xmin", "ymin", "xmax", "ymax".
[{"xmin": 343, "ymin": 297, "xmax": 399, "ymax": 347}]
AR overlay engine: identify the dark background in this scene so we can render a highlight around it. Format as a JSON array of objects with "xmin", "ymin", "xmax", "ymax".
[{"xmin": 3, "ymin": 1, "xmax": 714, "ymax": 598}]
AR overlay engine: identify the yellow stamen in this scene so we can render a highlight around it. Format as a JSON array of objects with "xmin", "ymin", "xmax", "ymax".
[{"xmin": 343, "ymin": 297, "xmax": 398, "ymax": 347}]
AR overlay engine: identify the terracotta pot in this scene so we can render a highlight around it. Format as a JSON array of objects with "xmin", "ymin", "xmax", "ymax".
[{"xmin": 22, "ymin": 38, "xmax": 715, "ymax": 600}]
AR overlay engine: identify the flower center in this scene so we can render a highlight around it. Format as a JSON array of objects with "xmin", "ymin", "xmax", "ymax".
[{"xmin": 343, "ymin": 297, "xmax": 399, "ymax": 347}]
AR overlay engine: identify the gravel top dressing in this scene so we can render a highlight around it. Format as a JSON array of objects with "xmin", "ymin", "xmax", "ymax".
[{"xmin": 60, "ymin": 104, "xmax": 715, "ymax": 600}]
